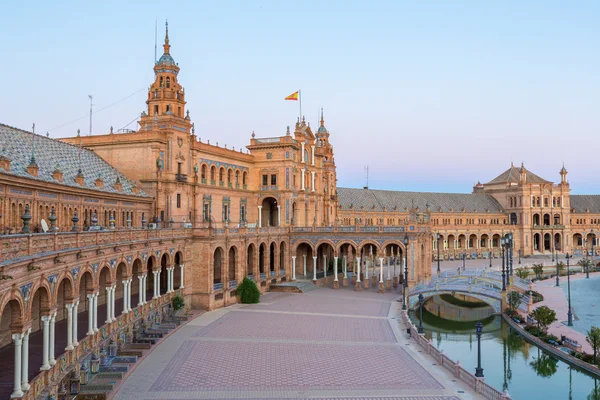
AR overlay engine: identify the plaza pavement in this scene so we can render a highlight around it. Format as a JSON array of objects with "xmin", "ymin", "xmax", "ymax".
[{"xmin": 113, "ymin": 284, "xmax": 484, "ymax": 400}]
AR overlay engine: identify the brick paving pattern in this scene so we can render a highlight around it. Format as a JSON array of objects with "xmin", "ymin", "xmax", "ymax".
[{"xmin": 193, "ymin": 311, "xmax": 396, "ymax": 342}]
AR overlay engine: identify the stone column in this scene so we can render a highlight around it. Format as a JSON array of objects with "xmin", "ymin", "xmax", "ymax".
[
  {"xmin": 301, "ymin": 142, "xmax": 305, "ymax": 163},
  {"xmin": 386, "ymin": 257, "xmax": 392, "ymax": 291},
  {"xmin": 49, "ymin": 312, "xmax": 56, "ymax": 366},
  {"xmin": 291, "ymin": 256, "xmax": 296, "ymax": 281},
  {"xmin": 311, "ymin": 145, "xmax": 315, "ymax": 166},
  {"xmin": 93, "ymin": 293, "xmax": 99, "ymax": 332},
  {"xmin": 40, "ymin": 316, "xmax": 51, "ymax": 370},
  {"xmin": 333, "ymin": 256, "xmax": 339, "ymax": 289},
  {"xmin": 65, "ymin": 303, "xmax": 74, "ymax": 351},
  {"xmin": 153, "ymin": 271, "xmax": 159, "ymax": 299},
  {"xmin": 180, "ymin": 264, "xmax": 185, "ymax": 289},
  {"xmin": 127, "ymin": 279, "xmax": 133, "ymax": 311},
  {"xmin": 364, "ymin": 259, "xmax": 370, "ymax": 289},
  {"xmin": 323, "ymin": 255, "xmax": 327, "ymax": 277},
  {"xmin": 21, "ymin": 329, "xmax": 30, "ymax": 391},
  {"xmin": 11, "ymin": 333, "xmax": 23, "ymax": 398},
  {"xmin": 166, "ymin": 269, "xmax": 171, "ymax": 293},
  {"xmin": 87, "ymin": 294, "xmax": 95, "ymax": 335},
  {"xmin": 277, "ymin": 205, "xmax": 281, "ymax": 226},
  {"xmin": 301, "ymin": 169, "xmax": 305, "ymax": 190},
  {"xmin": 111, "ymin": 285, "xmax": 117, "ymax": 321},
  {"xmin": 257, "ymin": 206, "xmax": 262, "ymax": 227},
  {"xmin": 303, "ymin": 254, "xmax": 307, "ymax": 277},
  {"xmin": 311, "ymin": 171, "xmax": 316, "ymax": 192},
  {"xmin": 122, "ymin": 280, "xmax": 129, "ymax": 314},
  {"xmin": 312, "ymin": 256, "xmax": 317, "ymax": 281},
  {"xmin": 355, "ymin": 257, "xmax": 362, "ymax": 291},
  {"xmin": 138, "ymin": 275, "xmax": 144, "ymax": 306},
  {"xmin": 105, "ymin": 287, "xmax": 112, "ymax": 323},
  {"xmin": 378, "ymin": 257, "xmax": 385, "ymax": 293},
  {"xmin": 72, "ymin": 301, "xmax": 79, "ymax": 347},
  {"xmin": 342, "ymin": 256, "xmax": 348, "ymax": 287},
  {"xmin": 143, "ymin": 275, "xmax": 147, "ymax": 304},
  {"xmin": 157, "ymin": 270, "xmax": 162, "ymax": 297}
]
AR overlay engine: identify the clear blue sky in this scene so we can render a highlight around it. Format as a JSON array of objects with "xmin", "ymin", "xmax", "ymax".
[{"xmin": 2, "ymin": 1, "xmax": 599, "ymax": 193}]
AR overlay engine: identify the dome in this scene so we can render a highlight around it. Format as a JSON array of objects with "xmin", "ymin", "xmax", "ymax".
[
  {"xmin": 317, "ymin": 125, "xmax": 328, "ymax": 134},
  {"xmin": 157, "ymin": 53, "xmax": 175, "ymax": 66}
]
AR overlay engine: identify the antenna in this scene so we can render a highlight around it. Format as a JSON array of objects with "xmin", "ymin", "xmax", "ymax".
[
  {"xmin": 154, "ymin": 18, "xmax": 158, "ymax": 64},
  {"xmin": 88, "ymin": 95, "xmax": 94, "ymax": 135},
  {"xmin": 364, "ymin": 165, "xmax": 369, "ymax": 189}
]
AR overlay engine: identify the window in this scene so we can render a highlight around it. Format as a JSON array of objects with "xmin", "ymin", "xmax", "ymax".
[
  {"xmin": 154, "ymin": 105, "xmax": 159, "ymax": 115},
  {"xmin": 166, "ymin": 105, "xmax": 171, "ymax": 113},
  {"xmin": 271, "ymin": 174, "xmax": 277, "ymax": 185},
  {"xmin": 166, "ymin": 77, "xmax": 170, "ymax": 88},
  {"xmin": 203, "ymin": 204, "xmax": 210, "ymax": 221},
  {"xmin": 177, "ymin": 162, "xmax": 182, "ymax": 175},
  {"xmin": 160, "ymin": 210, "xmax": 165, "ymax": 221},
  {"xmin": 201, "ymin": 164, "xmax": 207, "ymax": 179},
  {"xmin": 178, "ymin": 106, "xmax": 182, "ymax": 117},
  {"xmin": 223, "ymin": 205, "xmax": 229, "ymax": 221},
  {"xmin": 544, "ymin": 197, "xmax": 548, "ymax": 207},
  {"xmin": 177, "ymin": 194, "xmax": 181, "ymax": 208},
  {"xmin": 160, "ymin": 77, "xmax": 164, "ymax": 87},
  {"xmin": 262, "ymin": 175, "xmax": 268, "ymax": 186},
  {"xmin": 240, "ymin": 205, "xmax": 246, "ymax": 222}
]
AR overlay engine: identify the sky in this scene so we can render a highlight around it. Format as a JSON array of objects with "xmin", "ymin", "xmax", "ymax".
[{"xmin": 2, "ymin": 1, "xmax": 599, "ymax": 193}]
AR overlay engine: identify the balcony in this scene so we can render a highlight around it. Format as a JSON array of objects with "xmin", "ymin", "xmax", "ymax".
[
  {"xmin": 175, "ymin": 174, "xmax": 187, "ymax": 182},
  {"xmin": 260, "ymin": 185, "xmax": 278, "ymax": 191},
  {"xmin": 533, "ymin": 224, "xmax": 565, "ymax": 229}
]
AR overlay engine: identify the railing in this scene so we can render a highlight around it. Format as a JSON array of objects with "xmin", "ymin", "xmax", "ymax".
[
  {"xmin": 229, "ymin": 280, "xmax": 237, "ymax": 288},
  {"xmin": 254, "ymin": 137, "xmax": 281, "ymax": 143},
  {"xmin": 532, "ymin": 224, "xmax": 565, "ymax": 229},
  {"xmin": 270, "ymin": 271, "xmax": 276, "ymax": 277},
  {"xmin": 260, "ymin": 185, "xmax": 278, "ymax": 191},
  {"xmin": 260, "ymin": 273, "xmax": 266, "ymax": 279},
  {"xmin": 213, "ymin": 282, "xmax": 223, "ymax": 290},
  {"xmin": 175, "ymin": 173, "xmax": 187, "ymax": 182}
]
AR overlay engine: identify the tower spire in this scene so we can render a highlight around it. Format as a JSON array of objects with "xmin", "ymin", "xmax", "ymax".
[
  {"xmin": 320, "ymin": 108, "xmax": 324, "ymax": 127},
  {"xmin": 163, "ymin": 20, "xmax": 170, "ymax": 54}
]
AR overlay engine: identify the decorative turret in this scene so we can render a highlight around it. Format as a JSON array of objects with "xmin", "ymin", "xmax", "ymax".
[
  {"xmin": 519, "ymin": 162, "xmax": 527, "ymax": 183},
  {"xmin": 560, "ymin": 163, "xmax": 568, "ymax": 184}
]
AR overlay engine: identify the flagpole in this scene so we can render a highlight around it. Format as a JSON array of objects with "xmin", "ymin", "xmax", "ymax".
[{"xmin": 299, "ymin": 90, "xmax": 302, "ymax": 120}]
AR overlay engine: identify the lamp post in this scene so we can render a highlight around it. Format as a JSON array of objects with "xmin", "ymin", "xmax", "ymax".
[
  {"xmin": 475, "ymin": 321, "xmax": 484, "ymax": 378},
  {"xmin": 518, "ymin": 249, "xmax": 521, "ymax": 265},
  {"xmin": 588, "ymin": 229, "xmax": 595, "ymax": 279},
  {"xmin": 462, "ymin": 253, "xmax": 466, "ymax": 271},
  {"xmin": 508, "ymin": 232, "xmax": 513, "ymax": 276},
  {"xmin": 501, "ymin": 236, "xmax": 506, "ymax": 291},
  {"xmin": 489, "ymin": 234, "xmax": 493, "ymax": 269},
  {"xmin": 555, "ymin": 256, "xmax": 560, "ymax": 287},
  {"xmin": 436, "ymin": 233, "xmax": 441, "ymax": 275},
  {"xmin": 418, "ymin": 293, "xmax": 424, "ymax": 334},
  {"xmin": 402, "ymin": 234, "xmax": 409, "ymax": 310},
  {"xmin": 566, "ymin": 253, "xmax": 573, "ymax": 326}
]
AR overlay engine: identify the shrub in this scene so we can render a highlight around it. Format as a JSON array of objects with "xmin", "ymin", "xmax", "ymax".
[
  {"xmin": 172, "ymin": 295, "xmax": 185, "ymax": 311},
  {"xmin": 531, "ymin": 290, "xmax": 544, "ymax": 303},
  {"xmin": 237, "ymin": 277, "xmax": 260, "ymax": 304},
  {"xmin": 532, "ymin": 264, "xmax": 544, "ymax": 280}
]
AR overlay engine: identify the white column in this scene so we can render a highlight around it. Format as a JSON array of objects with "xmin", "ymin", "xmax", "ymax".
[
  {"xmin": 356, "ymin": 257, "xmax": 362, "ymax": 282},
  {"xmin": 277, "ymin": 205, "xmax": 281, "ymax": 226},
  {"xmin": 170, "ymin": 268, "xmax": 174, "ymax": 292},
  {"xmin": 87, "ymin": 294, "xmax": 94, "ymax": 335},
  {"xmin": 403, "ymin": 257, "xmax": 406, "ymax": 283},
  {"xmin": 127, "ymin": 279, "xmax": 133, "ymax": 311},
  {"xmin": 153, "ymin": 271, "xmax": 159, "ymax": 299},
  {"xmin": 311, "ymin": 145, "xmax": 316, "ymax": 166},
  {"xmin": 49, "ymin": 312, "xmax": 56, "ymax": 366},
  {"xmin": 365, "ymin": 259, "xmax": 370, "ymax": 280},
  {"xmin": 11, "ymin": 333, "xmax": 23, "ymax": 398},
  {"xmin": 138, "ymin": 275, "xmax": 144, "ymax": 306},
  {"xmin": 291, "ymin": 256, "xmax": 296, "ymax": 280},
  {"xmin": 334, "ymin": 256, "xmax": 339, "ymax": 281},
  {"xmin": 122, "ymin": 280, "xmax": 129, "ymax": 314},
  {"xmin": 311, "ymin": 171, "xmax": 315, "ymax": 192},
  {"xmin": 65, "ymin": 303, "xmax": 74, "ymax": 351},
  {"xmin": 105, "ymin": 287, "xmax": 112, "ymax": 323},
  {"xmin": 303, "ymin": 254, "xmax": 307, "ymax": 276},
  {"xmin": 143, "ymin": 275, "xmax": 147, "ymax": 304},
  {"xmin": 166, "ymin": 269, "xmax": 170, "ymax": 293},
  {"xmin": 312, "ymin": 256, "xmax": 317, "ymax": 280},
  {"xmin": 301, "ymin": 168, "xmax": 305, "ymax": 190},
  {"xmin": 180, "ymin": 264, "xmax": 185, "ymax": 288},
  {"xmin": 258, "ymin": 206, "xmax": 262, "ymax": 227},
  {"xmin": 301, "ymin": 142, "xmax": 305, "ymax": 163},
  {"xmin": 343, "ymin": 256, "xmax": 347, "ymax": 278},
  {"xmin": 111, "ymin": 286, "xmax": 117, "ymax": 321},
  {"xmin": 72, "ymin": 301, "xmax": 79, "ymax": 347},
  {"xmin": 21, "ymin": 329, "xmax": 30, "ymax": 392},
  {"xmin": 387, "ymin": 257, "xmax": 391, "ymax": 280},
  {"xmin": 40, "ymin": 316, "xmax": 51, "ymax": 370},
  {"xmin": 379, "ymin": 257, "xmax": 384, "ymax": 283},
  {"xmin": 157, "ymin": 270, "xmax": 162, "ymax": 297},
  {"xmin": 93, "ymin": 293, "xmax": 99, "ymax": 332},
  {"xmin": 323, "ymin": 255, "xmax": 327, "ymax": 277}
]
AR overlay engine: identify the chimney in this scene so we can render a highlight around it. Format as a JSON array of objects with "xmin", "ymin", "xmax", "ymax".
[
  {"xmin": 52, "ymin": 165, "xmax": 63, "ymax": 182},
  {"xmin": 113, "ymin": 176, "xmax": 122, "ymax": 192},
  {"xmin": 95, "ymin": 177, "xmax": 104, "ymax": 189},
  {"xmin": 27, "ymin": 158, "xmax": 39, "ymax": 177},
  {"xmin": 75, "ymin": 169, "xmax": 85, "ymax": 186},
  {"xmin": 0, "ymin": 154, "xmax": 10, "ymax": 171}
]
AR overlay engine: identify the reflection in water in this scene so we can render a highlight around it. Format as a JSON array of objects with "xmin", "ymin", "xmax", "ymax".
[{"xmin": 409, "ymin": 308, "xmax": 599, "ymax": 399}]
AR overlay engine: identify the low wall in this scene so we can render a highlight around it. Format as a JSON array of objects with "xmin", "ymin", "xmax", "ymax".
[
  {"xmin": 502, "ymin": 315, "xmax": 600, "ymax": 379},
  {"xmin": 401, "ymin": 311, "xmax": 509, "ymax": 400}
]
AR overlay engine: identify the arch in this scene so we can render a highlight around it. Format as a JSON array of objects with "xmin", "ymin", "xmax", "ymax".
[
  {"xmin": 235, "ymin": 169, "xmax": 240, "ymax": 185},
  {"xmin": 0, "ymin": 298, "xmax": 23, "ymax": 350},
  {"xmin": 279, "ymin": 241, "xmax": 286, "ymax": 273},
  {"xmin": 131, "ymin": 258, "xmax": 142, "ymax": 302},
  {"xmin": 554, "ymin": 233, "xmax": 562, "ymax": 251},
  {"xmin": 247, "ymin": 243, "xmax": 256, "ymax": 277},
  {"xmin": 316, "ymin": 241, "xmax": 335, "ymax": 274},
  {"xmin": 242, "ymin": 171, "xmax": 247, "ymax": 186},
  {"xmin": 468, "ymin": 234, "xmax": 477, "ymax": 249},
  {"xmin": 458, "ymin": 234, "xmax": 467, "ymax": 249},
  {"xmin": 269, "ymin": 242, "xmax": 276, "ymax": 273},
  {"xmin": 480, "ymin": 234, "xmax": 490, "ymax": 249},
  {"xmin": 210, "ymin": 165, "xmax": 216, "ymax": 182},
  {"xmin": 28, "ymin": 284, "xmax": 51, "ymax": 326},
  {"xmin": 543, "ymin": 233, "xmax": 551, "ymax": 252},
  {"xmin": 291, "ymin": 201, "xmax": 298, "ymax": 225},
  {"xmin": 573, "ymin": 233, "xmax": 583, "ymax": 247},
  {"xmin": 53, "ymin": 275, "xmax": 74, "ymax": 305},
  {"xmin": 258, "ymin": 243, "xmax": 266, "ymax": 275},
  {"xmin": 543, "ymin": 213, "xmax": 550, "ymax": 226},
  {"xmin": 492, "ymin": 234, "xmax": 501, "ymax": 248},
  {"xmin": 77, "ymin": 270, "xmax": 94, "ymax": 341},
  {"xmin": 334, "ymin": 240, "xmax": 358, "ymax": 255},
  {"xmin": 294, "ymin": 242, "xmax": 314, "ymax": 278},
  {"xmin": 227, "ymin": 168, "xmax": 233, "ymax": 185},
  {"xmin": 228, "ymin": 246, "xmax": 237, "ymax": 282},
  {"xmin": 357, "ymin": 240, "xmax": 381, "ymax": 255},
  {"xmin": 160, "ymin": 254, "xmax": 169, "ymax": 294},
  {"xmin": 533, "ymin": 214, "xmax": 540, "ymax": 226},
  {"xmin": 213, "ymin": 247, "xmax": 224, "ymax": 285},
  {"xmin": 201, "ymin": 163, "xmax": 208, "ymax": 180},
  {"xmin": 534, "ymin": 233, "xmax": 541, "ymax": 251},
  {"xmin": 553, "ymin": 213, "xmax": 561, "ymax": 225},
  {"xmin": 173, "ymin": 251, "xmax": 183, "ymax": 290},
  {"xmin": 261, "ymin": 197, "xmax": 279, "ymax": 227},
  {"xmin": 219, "ymin": 167, "xmax": 225, "ymax": 183}
]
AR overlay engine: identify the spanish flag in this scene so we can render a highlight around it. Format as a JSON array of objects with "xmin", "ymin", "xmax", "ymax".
[{"xmin": 285, "ymin": 91, "xmax": 299, "ymax": 101}]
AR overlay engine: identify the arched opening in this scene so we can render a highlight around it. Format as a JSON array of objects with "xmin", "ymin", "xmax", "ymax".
[
  {"xmin": 554, "ymin": 214, "xmax": 561, "ymax": 225},
  {"xmin": 383, "ymin": 243, "xmax": 404, "ymax": 279},
  {"xmin": 219, "ymin": 167, "xmax": 224, "ymax": 184},
  {"xmin": 338, "ymin": 242, "xmax": 357, "ymax": 274},
  {"xmin": 77, "ymin": 271, "xmax": 93, "ymax": 341},
  {"xmin": 210, "ymin": 166, "xmax": 216, "ymax": 183},
  {"xmin": 213, "ymin": 247, "xmax": 224, "ymax": 285},
  {"xmin": 131, "ymin": 259, "xmax": 142, "ymax": 304},
  {"xmin": 160, "ymin": 254, "xmax": 169, "ymax": 295},
  {"xmin": 201, "ymin": 164, "xmax": 207, "ymax": 180},
  {"xmin": 510, "ymin": 213, "xmax": 517, "ymax": 225},
  {"xmin": 279, "ymin": 242, "xmax": 286, "ymax": 275},
  {"xmin": 543, "ymin": 233, "xmax": 551, "ymax": 252},
  {"xmin": 316, "ymin": 242, "xmax": 335, "ymax": 277},
  {"xmin": 146, "ymin": 256, "xmax": 156, "ymax": 301},
  {"xmin": 259, "ymin": 243, "xmax": 266, "ymax": 277},
  {"xmin": 445, "ymin": 234, "xmax": 453, "ymax": 255},
  {"xmin": 458, "ymin": 234, "xmax": 467, "ymax": 249},
  {"xmin": 573, "ymin": 233, "xmax": 583, "ymax": 247},
  {"xmin": 242, "ymin": 171, "xmax": 247, "ymax": 186},
  {"xmin": 533, "ymin": 214, "xmax": 540, "ymax": 226},
  {"xmin": 55, "ymin": 277, "xmax": 73, "ymax": 356},
  {"xmin": 295, "ymin": 242, "xmax": 314, "ymax": 278},
  {"xmin": 468, "ymin": 234, "xmax": 477, "ymax": 249},
  {"xmin": 543, "ymin": 213, "xmax": 550, "ymax": 226},
  {"xmin": 228, "ymin": 246, "xmax": 237, "ymax": 284},
  {"xmin": 98, "ymin": 266, "xmax": 111, "ymax": 324},
  {"xmin": 269, "ymin": 242, "xmax": 276, "ymax": 276},
  {"xmin": 247, "ymin": 244, "xmax": 256, "ymax": 278},
  {"xmin": 554, "ymin": 233, "xmax": 561, "ymax": 251},
  {"xmin": 0, "ymin": 299, "xmax": 23, "ymax": 398},
  {"xmin": 115, "ymin": 262, "xmax": 127, "ymax": 315},
  {"xmin": 227, "ymin": 169, "xmax": 232, "ymax": 186},
  {"xmin": 291, "ymin": 202, "xmax": 297, "ymax": 225},
  {"xmin": 173, "ymin": 252, "xmax": 183, "ymax": 290},
  {"xmin": 235, "ymin": 170, "xmax": 240, "ymax": 186},
  {"xmin": 29, "ymin": 286, "xmax": 50, "ymax": 375},
  {"xmin": 261, "ymin": 197, "xmax": 279, "ymax": 227},
  {"xmin": 533, "ymin": 233, "xmax": 541, "ymax": 252}
]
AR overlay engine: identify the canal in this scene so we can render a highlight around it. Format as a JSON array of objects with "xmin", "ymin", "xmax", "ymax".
[{"xmin": 409, "ymin": 309, "xmax": 600, "ymax": 399}]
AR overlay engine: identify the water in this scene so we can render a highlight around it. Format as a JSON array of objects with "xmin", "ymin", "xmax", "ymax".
[
  {"xmin": 410, "ymin": 310, "xmax": 600, "ymax": 399},
  {"xmin": 563, "ymin": 275, "xmax": 600, "ymax": 335}
]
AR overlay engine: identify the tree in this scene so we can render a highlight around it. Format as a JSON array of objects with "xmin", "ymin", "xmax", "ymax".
[
  {"xmin": 532, "ymin": 264, "xmax": 544, "ymax": 280},
  {"xmin": 556, "ymin": 261, "xmax": 566, "ymax": 276},
  {"xmin": 237, "ymin": 277, "xmax": 260, "ymax": 304},
  {"xmin": 586, "ymin": 326, "xmax": 600, "ymax": 365},
  {"xmin": 531, "ymin": 305, "xmax": 557, "ymax": 333},
  {"xmin": 507, "ymin": 291, "xmax": 524, "ymax": 312},
  {"xmin": 516, "ymin": 267, "xmax": 530, "ymax": 280},
  {"xmin": 530, "ymin": 352, "xmax": 558, "ymax": 378}
]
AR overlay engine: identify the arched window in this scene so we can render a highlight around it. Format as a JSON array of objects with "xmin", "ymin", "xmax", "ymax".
[
  {"xmin": 235, "ymin": 170, "xmax": 240, "ymax": 184},
  {"xmin": 166, "ymin": 77, "xmax": 170, "ymax": 88},
  {"xmin": 219, "ymin": 167, "xmax": 224, "ymax": 183},
  {"xmin": 210, "ymin": 166, "xmax": 216, "ymax": 181},
  {"xmin": 242, "ymin": 171, "xmax": 247, "ymax": 185},
  {"xmin": 227, "ymin": 169, "xmax": 232, "ymax": 184},
  {"xmin": 304, "ymin": 149, "xmax": 309, "ymax": 162},
  {"xmin": 160, "ymin": 77, "xmax": 164, "ymax": 87},
  {"xmin": 201, "ymin": 164, "xmax": 207, "ymax": 180}
]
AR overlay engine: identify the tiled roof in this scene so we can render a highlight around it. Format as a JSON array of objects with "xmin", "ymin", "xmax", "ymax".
[
  {"xmin": 485, "ymin": 164, "xmax": 550, "ymax": 185},
  {"xmin": 570, "ymin": 195, "xmax": 600, "ymax": 214},
  {"xmin": 337, "ymin": 187, "xmax": 504, "ymax": 213},
  {"xmin": 0, "ymin": 123, "xmax": 150, "ymax": 197}
]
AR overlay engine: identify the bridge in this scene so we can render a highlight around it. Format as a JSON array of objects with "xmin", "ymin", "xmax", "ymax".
[{"xmin": 407, "ymin": 268, "xmax": 532, "ymax": 314}]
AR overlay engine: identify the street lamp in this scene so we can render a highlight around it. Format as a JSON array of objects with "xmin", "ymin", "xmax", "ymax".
[
  {"xmin": 462, "ymin": 253, "xmax": 466, "ymax": 271},
  {"xmin": 508, "ymin": 232, "xmax": 513, "ymax": 276},
  {"xmin": 589, "ymin": 229, "xmax": 595, "ymax": 279},
  {"xmin": 555, "ymin": 257, "xmax": 560, "ymax": 287},
  {"xmin": 418, "ymin": 293, "xmax": 424, "ymax": 334},
  {"xmin": 500, "ymin": 236, "xmax": 506, "ymax": 291},
  {"xmin": 436, "ymin": 233, "xmax": 441, "ymax": 275},
  {"xmin": 475, "ymin": 321, "xmax": 484, "ymax": 378},
  {"xmin": 566, "ymin": 253, "xmax": 573, "ymax": 326},
  {"xmin": 402, "ymin": 234, "xmax": 409, "ymax": 310},
  {"xmin": 518, "ymin": 249, "xmax": 521, "ymax": 265}
]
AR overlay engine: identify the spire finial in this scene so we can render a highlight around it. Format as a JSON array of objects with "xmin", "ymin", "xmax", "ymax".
[
  {"xmin": 163, "ymin": 20, "xmax": 171, "ymax": 54},
  {"xmin": 320, "ymin": 108, "xmax": 324, "ymax": 127}
]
